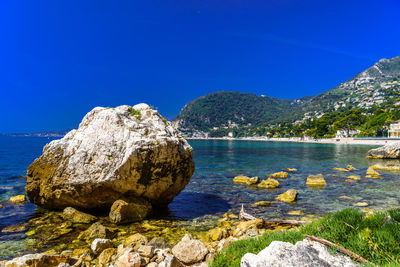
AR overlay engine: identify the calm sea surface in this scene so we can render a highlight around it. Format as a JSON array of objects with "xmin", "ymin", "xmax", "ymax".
[{"xmin": 1, "ymin": 136, "xmax": 400, "ymax": 258}]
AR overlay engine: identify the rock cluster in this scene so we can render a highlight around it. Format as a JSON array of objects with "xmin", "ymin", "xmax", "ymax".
[
  {"xmin": 26, "ymin": 104, "xmax": 194, "ymax": 214},
  {"xmin": 241, "ymin": 238, "xmax": 359, "ymax": 267}
]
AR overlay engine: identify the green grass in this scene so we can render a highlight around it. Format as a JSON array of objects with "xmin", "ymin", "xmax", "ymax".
[
  {"xmin": 128, "ymin": 107, "xmax": 141, "ymax": 120},
  {"xmin": 211, "ymin": 208, "xmax": 400, "ymax": 267}
]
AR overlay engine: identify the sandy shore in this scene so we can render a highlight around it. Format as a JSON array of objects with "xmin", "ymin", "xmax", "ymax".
[{"xmin": 187, "ymin": 137, "xmax": 400, "ymax": 146}]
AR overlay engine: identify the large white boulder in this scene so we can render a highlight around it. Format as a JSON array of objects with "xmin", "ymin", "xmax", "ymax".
[
  {"xmin": 241, "ymin": 239, "xmax": 359, "ymax": 267},
  {"xmin": 26, "ymin": 104, "xmax": 194, "ymax": 210},
  {"xmin": 367, "ymin": 142, "xmax": 400, "ymax": 159}
]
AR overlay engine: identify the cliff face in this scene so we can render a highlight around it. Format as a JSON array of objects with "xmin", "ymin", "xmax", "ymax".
[{"xmin": 26, "ymin": 103, "xmax": 195, "ymax": 210}]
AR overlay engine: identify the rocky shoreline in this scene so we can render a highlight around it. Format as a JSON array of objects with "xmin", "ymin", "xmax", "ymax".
[{"xmin": 0, "ymin": 204, "xmax": 299, "ymax": 267}]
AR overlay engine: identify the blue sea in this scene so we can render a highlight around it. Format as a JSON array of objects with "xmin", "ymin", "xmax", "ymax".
[{"xmin": 1, "ymin": 136, "xmax": 400, "ymax": 258}]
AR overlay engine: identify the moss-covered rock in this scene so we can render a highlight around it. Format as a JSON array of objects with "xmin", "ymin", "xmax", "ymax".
[
  {"xmin": 284, "ymin": 168, "xmax": 298, "ymax": 172},
  {"xmin": 346, "ymin": 165, "xmax": 357, "ymax": 171},
  {"xmin": 78, "ymin": 222, "xmax": 112, "ymax": 243},
  {"xmin": 332, "ymin": 168, "xmax": 349, "ymax": 172},
  {"xmin": 252, "ymin": 201, "xmax": 275, "ymax": 207},
  {"xmin": 109, "ymin": 199, "xmax": 152, "ymax": 224},
  {"xmin": 124, "ymin": 233, "xmax": 148, "ymax": 249},
  {"xmin": 233, "ymin": 175, "xmax": 259, "ymax": 185},
  {"xmin": 268, "ymin": 172, "xmax": 289, "ymax": 179},
  {"xmin": 62, "ymin": 207, "xmax": 97, "ymax": 224},
  {"xmin": 257, "ymin": 178, "xmax": 280, "ymax": 189},
  {"xmin": 97, "ymin": 247, "xmax": 117, "ymax": 266},
  {"xmin": 347, "ymin": 175, "xmax": 361, "ymax": 180},
  {"xmin": 366, "ymin": 167, "xmax": 382, "ymax": 179},
  {"xmin": 306, "ymin": 174, "xmax": 326, "ymax": 187},
  {"xmin": 207, "ymin": 228, "xmax": 229, "ymax": 242},
  {"xmin": 8, "ymin": 195, "xmax": 26, "ymax": 204},
  {"xmin": 275, "ymin": 189, "xmax": 298, "ymax": 203}
]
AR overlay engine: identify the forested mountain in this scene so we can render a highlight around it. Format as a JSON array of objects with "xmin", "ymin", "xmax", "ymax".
[
  {"xmin": 174, "ymin": 56, "xmax": 400, "ymax": 137},
  {"xmin": 173, "ymin": 91, "xmax": 305, "ymax": 134}
]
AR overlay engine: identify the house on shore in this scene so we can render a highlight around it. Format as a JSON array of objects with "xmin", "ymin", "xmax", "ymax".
[{"xmin": 389, "ymin": 121, "xmax": 400, "ymax": 138}]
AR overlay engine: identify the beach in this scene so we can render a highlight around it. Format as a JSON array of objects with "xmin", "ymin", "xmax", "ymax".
[{"xmin": 188, "ymin": 136, "xmax": 399, "ymax": 146}]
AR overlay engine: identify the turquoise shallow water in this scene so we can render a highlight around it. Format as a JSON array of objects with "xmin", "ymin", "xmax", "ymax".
[
  {"xmin": 1, "ymin": 136, "xmax": 400, "ymax": 258},
  {"xmin": 169, "ymin": 140, "xmax": 399, "ymax": 222}
]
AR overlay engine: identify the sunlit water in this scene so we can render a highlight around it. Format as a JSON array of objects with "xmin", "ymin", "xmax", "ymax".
[{"xmin": 2, "ymin": 136, "xmax": 400, "ymax": 259}]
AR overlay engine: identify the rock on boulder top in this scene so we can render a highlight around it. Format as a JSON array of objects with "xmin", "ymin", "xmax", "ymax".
[{"xmin": 26, "ymin": 104, "xmax": 195, "ymax": 210}]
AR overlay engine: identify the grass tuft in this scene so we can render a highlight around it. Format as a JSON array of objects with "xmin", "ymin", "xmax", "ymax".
[
  {"xmin": 128, "ymin": 107, "xmax": 141, "ymax": 120},
  {"xmin": 211, "ymin": 208, "xmax": 400, "ymax": 267}
]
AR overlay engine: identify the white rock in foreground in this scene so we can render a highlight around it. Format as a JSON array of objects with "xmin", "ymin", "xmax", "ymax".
[
  {"xmin": 241, "ymin": 239, "xmax": 359, "ymax": 267},
  {"xmin": 26, "ymin": 104, "xmax": 194, "ymax": 210}
]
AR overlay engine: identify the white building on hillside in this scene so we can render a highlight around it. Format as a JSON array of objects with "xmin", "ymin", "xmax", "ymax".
[{"xmin": 389, "ymin": 121, "xmax": 400, "ymax": 138}]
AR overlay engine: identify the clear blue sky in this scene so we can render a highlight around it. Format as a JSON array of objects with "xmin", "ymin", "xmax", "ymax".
[{"xmin": 1, "ymin": 0, "xmax": 400, "ymax": 133}]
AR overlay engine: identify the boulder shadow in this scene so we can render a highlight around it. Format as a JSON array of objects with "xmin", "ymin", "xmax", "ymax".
[{"xmin": 152, "ymin": 192, "xmax": 231, "ymax": 221}]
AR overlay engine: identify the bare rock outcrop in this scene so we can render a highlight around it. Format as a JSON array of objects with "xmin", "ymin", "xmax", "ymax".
[
  {"xmin": 26, "ymin": 104, "xmax": 194, "ymax": 211},
  {"xmin": 241, "ymin": 239, "xmax": 359, "ymax": 267},
  {"xmin": 367, "ymin": 142, "xmax": 400, "ymax": 159}
]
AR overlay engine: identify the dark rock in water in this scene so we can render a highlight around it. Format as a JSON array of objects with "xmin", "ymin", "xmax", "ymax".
[
  {"xmin": 367, "ymin": 142, "xmax": 400, "ymax": 159},
  {"xmin": 78, "ymin": 222, "xmax": 112, "ymax": 242},
  {"xmin": 109, "ymin": 199, "xmax": 151, "ymax": 224},
  {"xmin": 25, "ymin": 104, "xmax": 194, "ymax": 213}
]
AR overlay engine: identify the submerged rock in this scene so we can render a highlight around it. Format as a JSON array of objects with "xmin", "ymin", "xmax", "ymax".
[
  {"xmin": 275, "ymin": 189, "xmax": 298, "ymax": 203},
  {"xmin": 233, "ymin": 175, "xmax": 259, "ymax": 185},
  {"xmin": 252, "ymin": 201, "xmax": 275, "ymax": 207},
  {"xmin": 91, "ymin": 238, "xmax": 113, "ymax": 255},
  {"xmin": 257, "ymin": 178, "xmax": 279, "ymax": 189},
  {"xmin": 78, "ymin": 222, "xmax": 112, "ymax": 242},
  {"xmin": 1, "ymin": 224, "xmax": 26, "ymax": 233},
  {"xmin": 109, "ymin": 199, "xmax": 152, "ymax": 224},
  {"xmin": 241, "ymin": 238, "xmax": 358, "ymax": 267},
  {"xmin": 366, "ymin": 168, "xmax": 382, "ymax": 179},
  {"xmin": 98, "ymin": 248, "xmax": 117, "ymax": 266},
  {"xmin": 172, "ymin": 234, "xmax": 208, "ymax": 264},
  {"xmin": 367, "ymin": 142, "xmax": 400, "ymax": 159},
  {"xmin": 287, "ymin": 210, "xmax": 305, "ymax": 216},
  {"xmin": 306, "ymin": 174, "xmax": 326, "ymax": 187},
  {"xmin": 332, "ymin": 167, "xmax": 349, "ymax": 172},
  {"xmin": 369, "ymin": 161, "xmax": 400, "ymax": 171},
  {"xmin": 347, "ymin": 175, "xmax": 361, "ymax": 180},
  {"xmin": 268, "ymin": 171, "xmax": 289, "ymax": 179},
  {"xmin": 62, "ymin": 207, "xmax": 97, "ymax": 224},
  {"xmin": 26, "ymin": 104, "xmax": 194, "ymax": 211},
  {"xmin": 8, "ymin": 195, "xmax": 25, "ymax": 204},
  {"xmin": 346, "ymin": 165, "xmax": 357, "ymax": 171},
  {"xmin": 3, "ymin": 254, "xmax": 70, "ymax": 267},
  {"xmin": 284, "ymin": 168, "xmax": 298, "ymax": 172}
]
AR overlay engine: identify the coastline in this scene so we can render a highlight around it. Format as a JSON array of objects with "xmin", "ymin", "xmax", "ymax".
[{"xmin": 186, "ymin": 137, "xmax": 400, "ymax": 146}]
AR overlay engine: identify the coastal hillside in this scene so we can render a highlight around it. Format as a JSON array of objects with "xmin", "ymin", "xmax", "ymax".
[
  {"xmin": 173, "ymin": 91, "xmax": 309, "ymax": 135},
  {"xmin": 174, "ymin": 56, "xmax": 400, "ymax": 137},
  {"xmin": 285, "ymin": 56, "xmax": 400, "ymax": 121}
]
